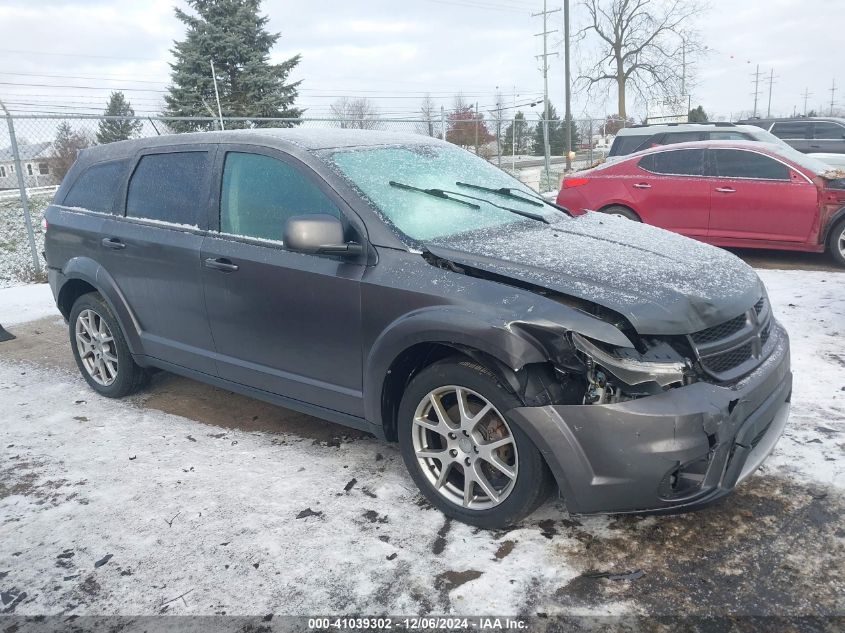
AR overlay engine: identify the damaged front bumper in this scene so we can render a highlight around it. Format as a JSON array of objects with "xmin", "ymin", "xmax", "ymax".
[{"xmin": 507, "ymin": 322, "xmax": 792, "ymax": 515}]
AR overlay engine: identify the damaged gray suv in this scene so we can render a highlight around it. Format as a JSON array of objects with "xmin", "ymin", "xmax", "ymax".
[{"xmin": 45, "ymin": 129, "xmax": 792, "ymax": 528}]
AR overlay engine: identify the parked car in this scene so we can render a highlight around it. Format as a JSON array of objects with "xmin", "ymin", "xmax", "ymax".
[
  {"xmin": 607, "ymin": 122, "xmax": 786, "ymax": 160},
  {"xmin": 738, "ymin": 117, "xmax": 845, "ymax": 154},
  {"xmin": 558, "ymin": 140, "xmax": 845, "ymax": 267},
  {"xmin": 45, "ymin": 130, "xmax": 791, "ymax": 528}
]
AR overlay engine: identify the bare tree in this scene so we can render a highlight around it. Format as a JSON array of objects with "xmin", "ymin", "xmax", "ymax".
[
  {"xmin": 52, "ymin": 122, "xmax": 93, "ymax": 180},
  {"xmin": 419, "ymin": 93, "xmax": 437, "ymax": 136},
  {"xmin": 329, "ymin": 97, "xmax": 381, "ymax": 129},
  {"xmin": 576, "ymin": 0, "xmax": 707, "ymax": 119}
]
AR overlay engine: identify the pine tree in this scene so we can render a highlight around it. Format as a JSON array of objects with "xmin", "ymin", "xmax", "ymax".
[
  {"xmin": 502, "ymin": 111, "xmax": 530, "ymax": 156},
  {"xmin": 163, "ymin": 0, "xmax": 302, "ymax": 131},
  {"xmin": 532, "ymin": 106, "xmax": 582, "ymax": 156},
  {"xmin": 688, "ymin": 105, "xmax": 708, "ymax": 122},
  {"xmin": 96, "ymin": 91, "xmax": 143, "ymax": 144}
]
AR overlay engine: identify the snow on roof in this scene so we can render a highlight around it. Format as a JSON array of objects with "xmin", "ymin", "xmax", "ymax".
[{"xmin": 0, "ymin": 140, "xmax": 52, "ymax": 162}]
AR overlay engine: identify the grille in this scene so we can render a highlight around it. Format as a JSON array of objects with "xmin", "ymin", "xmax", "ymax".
[
  {"xmin": 701, "ymin": 342, "xmax": 754, "ymax": 374},
  {"xmin": 691, "ymin": 314, "xmax": 747, "ymax": 344},
  {"xmin": 754, "ymin": 297, "xmax": 766, "ymax": 315},
  {"xmin": 760, "ymin": 322, "xmax": 771, "ymax": 346}
]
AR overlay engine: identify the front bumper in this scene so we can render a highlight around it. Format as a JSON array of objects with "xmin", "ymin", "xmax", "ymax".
[{"xmin": 507, "ymin": 322, "xmax": 792, "ymax": 515}]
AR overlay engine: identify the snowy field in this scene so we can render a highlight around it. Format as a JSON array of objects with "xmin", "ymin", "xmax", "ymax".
[
  {"xmin": 0, "ymin": 270, "xmax": 843, "ymax": 626},
  {"xmin": 0, "ymin": 192, "xmax": 52, "ymax": 287}
]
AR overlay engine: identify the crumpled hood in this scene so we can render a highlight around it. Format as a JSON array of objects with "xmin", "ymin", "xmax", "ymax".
[{"xmin": 425, "ymin": 213, "xmax": 763, "ymax": 335}]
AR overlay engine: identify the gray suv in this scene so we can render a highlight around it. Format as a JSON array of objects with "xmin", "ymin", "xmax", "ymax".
[
  {"xmin": 44, "ymin": 129, "xmax": 792, "ymax": 528},
  {"xmin": 738, "ymin": 117, "xmax": 845, "ymax": 154}
]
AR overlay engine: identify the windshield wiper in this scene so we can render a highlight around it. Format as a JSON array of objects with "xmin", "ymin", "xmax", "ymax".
[
  {"xmin": 444, "ymin": 190, "xmax": 552, "ymax": 224},
  {"xmin": 389, "ymin": 180, "xmax": 480, "ymax": 209},
  {"xmin": 456, "ymin": 181, "xmax": 571, "ymax": 215},
  {"xmin": 455, "ymin": 181, "xmax": 544, "ymax": 207}
]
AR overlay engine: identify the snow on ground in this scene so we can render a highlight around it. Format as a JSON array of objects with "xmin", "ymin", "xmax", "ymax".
[
  {"xmin": 0, "ymin": 269, "xmax": 843, "ymax": 618},
  {"xmin": 0, "ymin": 283, "xmax": 56, "ymax": 326}
]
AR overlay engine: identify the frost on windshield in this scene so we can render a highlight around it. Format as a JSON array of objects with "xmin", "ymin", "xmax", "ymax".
[
  {"xmin": 322, "ymin": 144, "xmax": 557, "ymax": 241},
  {"xmin": 430, "ymin": 212, "xmax": 761, "ymax": 315}
]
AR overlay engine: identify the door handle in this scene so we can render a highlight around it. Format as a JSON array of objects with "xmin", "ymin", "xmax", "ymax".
[
  {"xmin": 101, "ymin": 237, "xmax": 126, "ymax": 250},
  {"xmin": 633, "ymin": 183, "xmax": 652, "ymax": 189},
  {"xmin": 715, "ymin": 187, "xmax": 736, "ymax": 193},
  {"xmin": 204, "ymin": 257, "xmax": 239, "ymax": 272},
  {"xmin": 810, "ymin": 144, "xmax": 821, "ymax": 149}
]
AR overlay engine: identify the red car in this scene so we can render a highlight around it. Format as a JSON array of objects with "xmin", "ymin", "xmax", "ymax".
[{"xmin": 556, "ymin": 140, "xmax": 845, "ymax": 266}]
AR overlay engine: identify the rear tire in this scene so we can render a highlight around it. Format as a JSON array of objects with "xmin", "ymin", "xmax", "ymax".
[
  {"xmin": 397, "ymin": 358, "xmax": 553, "ymax": 529},
  {"xmin": 600, "ymin": 205, "xmax": 640, "ymax": 221},
  {"xmin": 828, "ymin": 217, "xmax": 845, "ymax": 268},
  {"xmin": 69, "ymin": 292, "xmax": 149, "ymax": 398}
]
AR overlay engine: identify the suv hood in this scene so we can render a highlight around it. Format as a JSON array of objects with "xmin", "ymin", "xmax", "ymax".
[{"xmin": 425, "ymin": 213, "xmax": 762, "ymax": 336}]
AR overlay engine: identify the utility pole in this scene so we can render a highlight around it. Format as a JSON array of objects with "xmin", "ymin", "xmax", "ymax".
[
  {"xmin": 765, "ymin": 69, "xmax": 777, "ymax": 118},
  {"xmin": 830, "ymin": 78, "xmax": 838, "ymax": 116},
  {"xmin": 210, "ymin": 60, "xmax": 225, "ymax": 130},
  {"xmin": 751, "ymin": 64, "xmax": 762, "ymax": 117},
  {"xmin": 495, "ymin": 89, "xmax": 502, "ymax": 167},
  {"xmin": 532, "ymin": 0, "xmax": 560, "ymax": 185},
  {"xmin": 563, "ymin": 0, "xmax": 572, "ymax": 172},
  {"xmin": 802, "ymin": 88, "xmax": 812, "ymax": 116},
  {"xmin": 512, "ymin": 86, "xmax": 518, "ymax": 171}
]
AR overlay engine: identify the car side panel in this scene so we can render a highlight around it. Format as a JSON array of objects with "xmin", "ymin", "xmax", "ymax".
[{"xmin": 620, "ymin": 168, "xmax": 710, "ymax": 238}]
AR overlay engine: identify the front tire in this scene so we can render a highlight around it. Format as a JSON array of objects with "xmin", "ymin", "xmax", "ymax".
[
  {"xmin": 397, "ymin": 359, "xmax": 553, "ymax": 528},
  {"xmin": 600, "ymin": 205, "xmax": 640, "ymax": 221},
  {"xmin": 69, "ymin": 292, "xmax": 148, "ymax": 398},
  {"xmin": 828, "ymin": 217, "xmax": 845, "ymax": 267}
]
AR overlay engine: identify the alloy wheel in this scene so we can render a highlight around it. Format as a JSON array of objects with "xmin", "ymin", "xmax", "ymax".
[
  {"xmin": 838, "ymin": 225, "xmax": 845, "ymax": 258},
  {"xmin": 412, "ymin": 385, "xmax": 518, "ymax": 509},
  {"xmin": 75, "ymin": 309, "xmax": 118, "ymax": 386}
]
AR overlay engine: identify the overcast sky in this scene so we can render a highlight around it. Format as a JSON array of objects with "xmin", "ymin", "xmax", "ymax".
[{"xmin": 0, "ymin": 0, "xmax": 841, "ymax": 124}]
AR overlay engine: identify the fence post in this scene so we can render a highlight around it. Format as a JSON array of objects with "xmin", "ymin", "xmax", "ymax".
[{"xmin": 0, "ymin": 103, "xmax": 41, "ymax": 276}]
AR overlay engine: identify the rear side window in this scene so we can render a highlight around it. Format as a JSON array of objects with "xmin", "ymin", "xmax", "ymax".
[
  {"xmin": 126, "ymin": 151, "xmax": 208, "ymax": 226},
  {"xmin": 663, "ymin": 132, "xmax": 703, "ymax": 144},
  {"xmin": 220, "ymin": 152, "xmax": 340, "ymax": 243},
  {"xmin": 813, "ymin": 122, "xmax": 845, "ymax": 139},
  {"xmin": 713, "ymin": 150, "xmax": 790, "ymax": 180},
  {"xmin": 609, "ymin": 135, "xmax": 651, "ymax": 156},
  {"xmin": 709, "ymin": 131, "xmax": 748, "ymax": 141},
  {"xmin": 639, "ymin": 149, "xmax": 704, "ymax": 176},
  {"xmin": 62, "ymin": 160, "xmax": 127, "ymax": 213},
  {"xmin": 771, "ymin": 121, "xmax": 809, "ymax": 139}
]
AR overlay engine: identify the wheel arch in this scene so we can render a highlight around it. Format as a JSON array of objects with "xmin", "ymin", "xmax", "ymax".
[
  {"xmin": 597, "ymin": 202, "xmax": 642, "ymax": 221},
  {"xmin": 57, "ymin": 257, "xmax": 143, "ymax": 355},
  {"xmin": 365, "ymin": 307, "xmax": 552, "ymax": 441}
]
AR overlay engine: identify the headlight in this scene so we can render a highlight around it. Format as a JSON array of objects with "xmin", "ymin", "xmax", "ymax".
[{"xmin": 571, "ymin": 333, "xmax": 688, "ymax": 388}]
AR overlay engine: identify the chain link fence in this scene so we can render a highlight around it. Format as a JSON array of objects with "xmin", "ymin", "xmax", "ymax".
[{"xmin": 0, "ymin": 113, "xmax": 612, "ymax": 287}]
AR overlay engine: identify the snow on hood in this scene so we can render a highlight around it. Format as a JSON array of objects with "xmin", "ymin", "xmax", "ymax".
[{"xmin": 425, "ymin": 213, "xmax": 763, "ymax": 335}]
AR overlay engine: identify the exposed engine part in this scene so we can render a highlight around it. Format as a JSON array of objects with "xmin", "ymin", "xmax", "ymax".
[{"xmin": 582, "ymin": 358, "xmax": 627, "ymax": 405}]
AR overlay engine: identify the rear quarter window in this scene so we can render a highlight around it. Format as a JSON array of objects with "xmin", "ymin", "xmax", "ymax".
[
  {"xmin": 61, "ymin": 160, "xmax": 128, "ymax": 213},
  {"xmin": 609, "ymin": 135, "xmax": 651, "ymax": 156},
  {"xmin": 126, "ymin": 151, "xmax": 209, "ymax": 226}
]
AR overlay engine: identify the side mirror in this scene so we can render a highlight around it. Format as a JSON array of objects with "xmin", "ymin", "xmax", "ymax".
[{"xmin": 282, "ymin": 214, "xmax": 363, "ymax": 256}]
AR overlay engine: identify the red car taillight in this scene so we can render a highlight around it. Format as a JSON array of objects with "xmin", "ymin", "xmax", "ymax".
[{"xmin": 563, "ymin": 177, "xmax": 590, "ymax": 189}]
